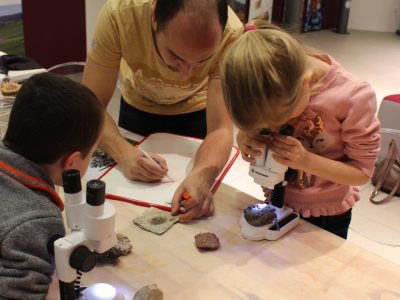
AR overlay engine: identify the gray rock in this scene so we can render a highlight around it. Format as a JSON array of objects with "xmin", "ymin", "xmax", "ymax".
[
  {"xmin": 96, "ymin": 233, "xmax": 132, "ymax": 264},
  {"xmin": 133, "ymin": 284, "xmax": 163, "ymax": 300},
  {"xmin": 133, "ymin": 207, "xmax": 179, "ymax": 235},
  {"xmin": 243, "ymin": 203, "xmax": 276, "ymax": 226}
]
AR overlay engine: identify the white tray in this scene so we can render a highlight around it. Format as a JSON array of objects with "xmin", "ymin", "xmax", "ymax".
[{"xmin": 98, "ymin": 133, "xmax": 239, "ymax": 211}]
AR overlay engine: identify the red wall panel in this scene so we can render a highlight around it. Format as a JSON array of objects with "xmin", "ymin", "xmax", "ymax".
[{"xmin": 22, "ymin": 0, "xmax": 86, "ymax": 69}]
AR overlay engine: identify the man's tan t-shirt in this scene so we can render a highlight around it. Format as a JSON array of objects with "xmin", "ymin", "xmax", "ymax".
[{"xmin": 89, "ymin": 0, "xmax": 242, "ymax": 115}]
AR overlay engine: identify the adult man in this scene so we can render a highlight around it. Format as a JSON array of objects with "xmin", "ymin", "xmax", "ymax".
[{"xmin": 83, "ymin": 0, "xmax": 242, "ymax": 222}]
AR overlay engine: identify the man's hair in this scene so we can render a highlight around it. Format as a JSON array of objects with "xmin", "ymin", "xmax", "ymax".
[
  {"xmin": 3, "ymin": 72, "xmax": 105, "ymax": 164},
  {"xmin": 154, "ymin": 0, "xmax": 228, "ymax": 32}
]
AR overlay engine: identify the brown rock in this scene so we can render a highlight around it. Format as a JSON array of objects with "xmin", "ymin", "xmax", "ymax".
[{"xmin": 194, "ymin": 232, "xmax": 220, "ymax": 250}]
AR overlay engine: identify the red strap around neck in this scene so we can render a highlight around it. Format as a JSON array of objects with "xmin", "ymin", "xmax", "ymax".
[{"xmin": 0, "ymin": 161, "xmax": 64, "ymax": 211}]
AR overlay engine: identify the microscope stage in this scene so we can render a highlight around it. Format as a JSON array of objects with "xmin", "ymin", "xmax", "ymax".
[{"xmin": 240, "ymin": 204, "xmax": 300, "ymax": 241}]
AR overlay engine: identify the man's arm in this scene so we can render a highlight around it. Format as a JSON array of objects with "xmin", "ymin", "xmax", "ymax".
[
  {"xmin": 82, "ymin": 56, "xmax": 131, "ymax": 162},
  {"xmin": 192, "ymin": 78, "xmax": 233, "ymax": 183},
  {"xmin": 82, "ymin": 57, "xmax": 167, "ymax": 181},
  {"xmin": 171, "ymin": 78, "xmax": 233, "ymax": 221}
]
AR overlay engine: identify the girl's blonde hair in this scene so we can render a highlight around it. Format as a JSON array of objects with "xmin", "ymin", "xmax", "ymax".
[{"xmin": 221, "ymin": 20, "xmax": 311, "ymax": 130}]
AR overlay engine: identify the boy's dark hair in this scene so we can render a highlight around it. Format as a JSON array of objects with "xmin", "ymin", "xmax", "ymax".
[
  {"xmin": 3, "ymin": 72, "xmax": 104, "ymax": 164},
  {"xmin": 154, "ymin": 0, "xmax": 228, "ymax": 32}
]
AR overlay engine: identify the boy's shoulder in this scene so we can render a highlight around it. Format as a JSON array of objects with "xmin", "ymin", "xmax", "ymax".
[
  {"xmin": 0, "ymin": 144, "xmax": 63, "ymax": 223},
  {"xmin": 0, "ymin": 170, "xmax": 65, "ymax": 299}
]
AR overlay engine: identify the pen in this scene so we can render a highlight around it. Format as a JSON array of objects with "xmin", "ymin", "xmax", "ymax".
[{"xmin": 138, "ymin": 146, "xmax": 174, "ymax": 182}]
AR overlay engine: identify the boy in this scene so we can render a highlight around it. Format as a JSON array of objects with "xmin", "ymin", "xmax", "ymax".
[{"xmin": 0, "ymin": 73, "xmax": 104, "ymax": 299}]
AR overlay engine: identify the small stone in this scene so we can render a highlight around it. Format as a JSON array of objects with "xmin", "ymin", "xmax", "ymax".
[
  {"xmin": 96, "ymin": 233, "xmax": 132, "ymax": 264},
  {"xmin": 243, "ymin": 203, "xmax": 276, "ymax": 226},
  {"xmin": 133, "ymin": 207, "xmax": 179, "ymax": 235},
  {"xmin": 194, "ymin": 232, "xmax": 220, "ymax": 250},
  {"xmin": 133, "ymin": 284, "xmax": 163, "ymax": 300}
]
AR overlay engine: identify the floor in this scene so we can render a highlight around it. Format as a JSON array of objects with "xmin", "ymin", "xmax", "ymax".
[{"xmin": 104, "ymin": 29, "xmax": 400, "ymax": 266}]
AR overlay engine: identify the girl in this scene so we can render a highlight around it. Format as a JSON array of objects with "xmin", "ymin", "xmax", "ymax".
[{"xmin": 221, "ymin": 21, "xmax": 380, "ymax": 239}]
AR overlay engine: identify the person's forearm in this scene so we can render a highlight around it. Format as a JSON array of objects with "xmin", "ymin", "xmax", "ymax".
[
  {"xmin": 303, "ymin": 152, "xmax": 370, "ymax": 186},
  {"xmin": 191, "ymin": 77, "xmax": 233, "ymax": 186},
  {"xmin": 190, "ymin": 127, "xmax": 233, "ymax": 186},
  {"xmin": 99, "ymin": 113, "xmax": 136, "ymax": 163},
  {"xmin": 82, "ymin": 57, "xmax": 127, "ymax": 161}
]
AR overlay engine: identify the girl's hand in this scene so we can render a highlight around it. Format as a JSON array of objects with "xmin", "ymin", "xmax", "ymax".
[
  {"xmin": 237, "ymin": 130, "xmax": 270, "ymax": 163},
  {"xmin": 271, "ymin": 135, "xmax": 310, "ymax": 171},
  {"xmin": 262, "ymin": 186, "xmax": 272, "ymax": 200}
]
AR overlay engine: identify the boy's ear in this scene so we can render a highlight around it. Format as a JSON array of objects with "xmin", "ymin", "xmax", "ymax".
[{"xmin": 62, "ymin": 151, "xmax": 81, "ymax": 170}]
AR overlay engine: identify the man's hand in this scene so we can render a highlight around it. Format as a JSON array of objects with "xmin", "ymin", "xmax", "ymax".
[
  {"xmin": 167, "ymin": 78, "xmax": 231, "ymax": 223},
  {"xmin": 119, "ymin": 146, "xmax": 169, "ymax": 182},
  {"xmin": 170, "ymin": 171, "xmax": 214, "ymax": 223},
  {"xmin": 237, "ymin": 130, "xmax": 270, "ymax": 164}
]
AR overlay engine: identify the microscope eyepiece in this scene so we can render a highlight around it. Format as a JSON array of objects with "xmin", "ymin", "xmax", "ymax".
[
  {"xmin": 279, "ymin": 124, "xmax": 294, "ymax": 136},
  {"xmin": 62, "ymin": 169, "xmax": 82, "ymax": 194},
  {"xmin": 258, "ymin": 128, "xmax": 272, "ymax": 136},
  {"xmin": 86, "ymin": 180, "xmax": 106, "ymax": 206}
]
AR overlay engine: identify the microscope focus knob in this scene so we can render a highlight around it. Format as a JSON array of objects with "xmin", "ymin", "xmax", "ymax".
[{"xmin": 69, "ymin": 246, "xmax": 97, "ymax": 272}]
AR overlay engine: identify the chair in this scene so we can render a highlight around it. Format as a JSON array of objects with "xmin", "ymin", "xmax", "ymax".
[{"xmin": 377, "ymin": 94, "xmax": 400, "ymax": 161}]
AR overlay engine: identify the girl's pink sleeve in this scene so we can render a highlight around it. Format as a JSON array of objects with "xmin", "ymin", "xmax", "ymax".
[{"xmin": 341, "ymin": 83, "xmax": 381, "ymax": 177}]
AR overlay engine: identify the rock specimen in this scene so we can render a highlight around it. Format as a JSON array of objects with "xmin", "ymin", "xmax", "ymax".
[
  {"xmin": 194, "ymin": 232, "xmax": 220, "ymax": 250},
  {"xmin": 243, "ymin": 203, "xmax": 276, "ymax": 226},
  {"xmin": 133, "ymin": 207, "xmax": 179, "ymax": 235},
  {"xmin": 133, "ymin": 284, "xmax": 163, "ymax": 300},
  {"xmin": 96, "ymin": 233, "xmax": 132, "ymax": 264}
]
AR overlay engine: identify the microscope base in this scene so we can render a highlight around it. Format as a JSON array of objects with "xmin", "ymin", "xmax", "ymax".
[{"xmin": 240, "ymin": 205, "xmax": 300, "ymax": 241}]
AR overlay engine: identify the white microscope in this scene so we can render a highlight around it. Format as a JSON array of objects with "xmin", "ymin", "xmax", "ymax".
[
  {"xmin": 54, "ymin": 169, "xmax": 119, "ymax": 300},
  {"xmin": 240, "ymin": 124, "xmax": 300, "ymax": 241}
]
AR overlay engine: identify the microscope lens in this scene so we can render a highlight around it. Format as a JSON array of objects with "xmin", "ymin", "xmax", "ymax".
[
  {"xmin": 258, "ymin": 128, "xmax": 272, "ymax": 136},
  {"xmin": 86, "ymin": 179, "xmax": 106, "ymax": 206},
  {"xmin": 62, "ymin": 169, "xmax": 81, "ymax": 193},
  {"xmin": 279, "ymin": 124, "xmax": 294, "ymax": 136}
]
